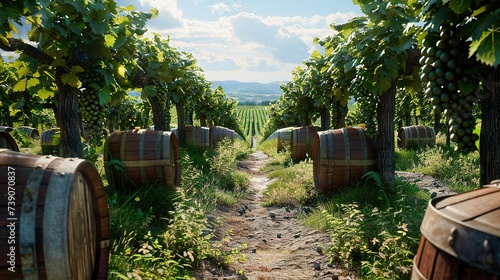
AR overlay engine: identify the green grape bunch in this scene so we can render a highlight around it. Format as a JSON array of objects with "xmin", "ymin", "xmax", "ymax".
[
  {"xmin": 78, "ymin": 69, "xmax": 106, "ymax": 145},
  {"xmin": 420, "ymin": 23, "xmax": 479, "ymax": 153},
  {"xmin": 351, "ymin": 79, "xmax": 378, "ymax": 138}
]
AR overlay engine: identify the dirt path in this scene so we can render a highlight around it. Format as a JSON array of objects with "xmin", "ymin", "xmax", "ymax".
[{"xmin": 195, "ymin": 147, "xmax": 358, "ymax": 280}]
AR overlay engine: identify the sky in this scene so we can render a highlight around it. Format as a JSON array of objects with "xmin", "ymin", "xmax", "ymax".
[{"xmin": 117, "ymin": 0, "xmax": 362, "ymax": 83}]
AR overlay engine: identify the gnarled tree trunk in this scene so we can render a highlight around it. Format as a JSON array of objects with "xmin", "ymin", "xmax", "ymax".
[
  {"xmin": 377, "ymin": 83, "xmax": 397, "ymax": 190},
  {"xmin": 480, "ymin": 67, "xmax": 500, "ymax": 185},
  {"xmin": 148, "ymin": 95, "xmax": 166, "ymax": 131},
  {"xmin": 55, "ymin": 72, "xmax": 83, "ymax": 158}
]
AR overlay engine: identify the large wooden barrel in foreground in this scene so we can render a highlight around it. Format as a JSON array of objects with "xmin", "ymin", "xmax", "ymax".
[
  {"xmin": 291, "ymin": 126, "xmax": 317, "ymax": 160},
  {"xmin": 312, "ymin": 127, "xmax": 376, "ymax": 194},
  {"xmin": 0, "ymin": 149, "xmax": 109, "ymax": 279},
  {"xmin": 398, "ymin": 125, "xmax": 435, "ymax": 149},
  {"xmin": 104, "ymin": 129, "xmax": 181, "ymax": 190},
  {"xmin": 412, "ymin": 182, "xmax": 500, "ymax": 280},
  {"xmin": 41, "ymin": 128, "xmax": 60, "ymax": 155},
  {"xmin": 0, "ymin": 132, "xmax": 19, "ymax": 151}
]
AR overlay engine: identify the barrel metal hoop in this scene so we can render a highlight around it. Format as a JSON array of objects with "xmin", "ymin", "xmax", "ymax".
[
  {"xmin": 411, "ymin": 257, "xmax": 428, "ymax": 280},
  {"xmin": 420, "ymin": 196, "xmax": 500, "ymax": 275},
  {"xmin": 44, "ymin": 157, "xmax": 83, "ymax": 280},
  {"xmin": 20, "ymin": 155, "xmax": 58, "ymax": 279}
]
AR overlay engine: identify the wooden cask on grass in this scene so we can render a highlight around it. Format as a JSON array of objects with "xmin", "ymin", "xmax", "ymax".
[
  {"xmin": 398, "ymin": 125, "xmax": 435, "ymax": 149},
  {"xmin": 0, "ymin": 149, "xmax": 110, "ymax": 280},
  {"xmin": 172, "ymin": 126, "xmax": 212, "ymax": 150},
  {"xmin": 312, "ymin": 127, "xmax": 376, "ymax": 194},
  {"xmin": 0, "ymin": 132, "xmax": 19, "ymax": 151},
  {"xmin": 291, "ymin": 126, "xmax": 317, "ymax": 160},
  {"xmin": 41, "ymin": 128, "xmax": 60, "ymax": 155},
  {"xmin": 104, "ymin": 128, "xmax": 180, "ymax": 190},
  {"xmin": 412, "ymin": 182, "xmax": 500, "ymax": 280},
  {"xmin": 277, "ymin": 127, "xmax": 293, "ymax": 152},
  {"xmin": 210, "ymin": 126, "xmax": 237, "ymax": 147},
  {"xmin": 16, "ymin": 126, "xmax": 40, "ymax": 140}
]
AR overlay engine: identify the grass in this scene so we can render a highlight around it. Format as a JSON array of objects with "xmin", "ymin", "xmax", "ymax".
[
  {"xmin": 8, "ymin": 125, "xmax": 481, "ymax": 279},
  {"xmin": 257, "ymin": 132, "xmax": 480, "ymax": 279},
  {"xmin": 395, "ymin": 133, "xmax": 480, "ymax": 193},
  {"xmin": 106, "ymin": 138, "xmax": 252, "ymax": 279}
]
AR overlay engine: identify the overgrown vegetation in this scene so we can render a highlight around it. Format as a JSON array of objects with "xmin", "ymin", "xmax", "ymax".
[
  {"xmin": 256, "ymin": 132, "xmax": 480, "ymax": 279},
  {"xmin": 106, "ymin": 139, "xmax": 252, "ymax": 279}
]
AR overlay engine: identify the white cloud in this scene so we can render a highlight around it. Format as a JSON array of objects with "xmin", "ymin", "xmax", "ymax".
[{"xmin": 124, "ymin": 0, "xmax": 361, "ymax": 82}]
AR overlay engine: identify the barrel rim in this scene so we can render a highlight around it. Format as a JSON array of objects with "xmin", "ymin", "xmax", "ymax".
[
  {"xmin": 420, "ymin": 187, "xmax": 500, "ymax": 276},
  {"xmin": 0, "ymin": 131, "xmax": 20, "ymax": 152}
]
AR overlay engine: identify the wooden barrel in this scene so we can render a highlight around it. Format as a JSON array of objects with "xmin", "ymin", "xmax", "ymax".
[
  {"xmin": 312, "ymin": 127, "xmax": 376, "ymax": 194},
  {"xmin": 276, "ymin": 127, "xmax": 293, "ymax": 152},
  {"xmin": 291, "ymin": 126, "xmax": 317, "ymax": 160},
  {"xmin": 104, "ymin": 128, "xmax": 181, "ymax": 190},
  {"xmin": 172, "ymin": 126, "xmax": 212, "ymax": 150},
  {"xmin": 412, "ymin": 182, "xmax": 500, "ymax": 280},
  {"xmin": 398, "ymin": 125, "xmax": 435, "ymax": 149},
  {"xmin": 15, "ymin": 126, "xmax": 40, "ymax": 140},
  {"xmin": 41, "ymin": 128, "xmax": 60, "ymax": 155},
  {"xmin": 210, "ymin": 126, "xmax": 236, "ymax": 147},
  {"xmin": 0, "ymin": 149, "xmax": 109, "ymax": 280},
  {"xmin": 0, "ymin": 132, "xmax": 19, "ymax": 152},
  {"xmin": 0, "ymin": 126, "xmax": 14, "ymax": 133}
]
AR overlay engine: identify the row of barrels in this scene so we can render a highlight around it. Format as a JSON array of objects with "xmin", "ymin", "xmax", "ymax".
[
  {"xmin": 0, "ymin": 125, "xmax": 242, "ymax": 279},
  {"xmin": 269, "ymin": 125, "xmax": 436, "ymax": 194},
  {"xmin": 2, "ymin": 126, "xmax": 243, "ymax": 190}
]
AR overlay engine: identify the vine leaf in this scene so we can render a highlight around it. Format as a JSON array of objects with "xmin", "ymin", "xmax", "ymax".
[
  {"xmin": 37, "ymin": 88, "xmax": 54, "ymax": 99},
  {"xmin": 448, "ymin": 0, "xmax": 472, "ymax": 15},
  {"xmin": 469, "ymin": 25, "xmax": 500, "ymax": 67}
]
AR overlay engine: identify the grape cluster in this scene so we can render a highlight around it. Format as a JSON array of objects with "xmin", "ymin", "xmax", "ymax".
[
  {"xmin": 153, "ymin": 82, "xmax": 171, "ymax": 130},
  {"xmin": 78, "ymin": 70, "xmax": 106, "ymax": 145},
  {"xmin": 352, "ymin": 79, "xmax": 378, "ymax": 138},
  {"xmin": 420, "ymin": 24, "xmax": 478, "ymax": 153}
]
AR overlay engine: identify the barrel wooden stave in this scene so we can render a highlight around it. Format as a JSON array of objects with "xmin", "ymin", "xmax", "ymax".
[
  {"xmin": 412, "ymin": 186, "xmax": 500, "ymax": 279},
  {"xmin": 0, "ymin": 149, "xmax": 109, "ymax": 279},
  {"xmin": 291, "ymin": 126, "xmax": 317, "ymax": 160},
  {"xmin": 211, "ymin": 126, "xmax": 235, "ymax": 147},
  {"xmin": 276, "ymin": 127, "xmax": 293, "ymax": 152},
  {"xmin": 398, "ymin": 125, "xmax": 435, "ymax": 149},
  {"xmin": 16, "ymin": 126, "xmax": 40, "ymax": 140},
  {"xmin": 41, "ymin": 128, "xmax": 60, "ymax": 155},
  {"xmin": 0, "ymin": 131, "xmax": 19, "ymax": 151},
  {"xmin": 313, "ymin": 127, "xmax": 376, "ymax": 194},
  {"xmin": 104, "ymin": 129, "xmax": 181, "ymax": 190}
]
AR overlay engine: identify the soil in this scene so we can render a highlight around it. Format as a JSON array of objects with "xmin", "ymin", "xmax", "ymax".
[{"xmin": 194, "ymin": 144, "xmax": 454, "ymax": 280}]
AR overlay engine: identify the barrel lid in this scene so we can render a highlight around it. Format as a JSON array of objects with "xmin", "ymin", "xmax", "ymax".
[{"xmin": 421, "ymin": 187, "xmax": 500, "ymax": 275}]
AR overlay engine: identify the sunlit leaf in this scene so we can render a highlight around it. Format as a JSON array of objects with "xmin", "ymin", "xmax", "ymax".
[
  {"xmin": 13, "ymin": 79, "xmax": 27, "ymax": 92},
  {"xmin": 61, "ymin": 72, "xmax": 80, "ymax": 87},
  {"xmin": 37, "ymin": 87, "xmax": 54, "ymax": 99},
  {"xmin": 27, "ymin": 78, "xmax": 39, "ymax": 88},
  {"xmin": 104, "ymin": 34, "xmax": 116, "ymax": 47},
  {"xmin": 469, "ymin": 25, "xmax": 500, "ymax": 67}
]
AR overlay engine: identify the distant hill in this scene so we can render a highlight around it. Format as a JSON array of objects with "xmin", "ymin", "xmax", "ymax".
[{"xmin": 211, "ymin": 80, "xmax": 284, "ymax": 105}]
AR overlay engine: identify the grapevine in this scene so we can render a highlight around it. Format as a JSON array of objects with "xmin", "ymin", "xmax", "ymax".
[
  {"xmin": 351, "ymin": 78, "xmax": 378, "ymax": 138},
  {"xmin": 78, "ymin": 68, "xmax": 106, "ymax": 145},
  {"xmin": 154, "ymin": 82, "xmax": 171, "ymax": 130},
  {"xmin": 420, "ymin": 23, "xmax": 479, "ymax": 153}
]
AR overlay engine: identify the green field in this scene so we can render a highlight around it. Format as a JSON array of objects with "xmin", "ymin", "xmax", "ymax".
[{"xmin": 236, "ymin": 105, "xmax": 268, "ymax": 142}]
